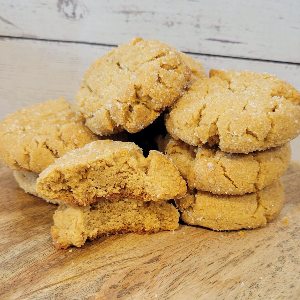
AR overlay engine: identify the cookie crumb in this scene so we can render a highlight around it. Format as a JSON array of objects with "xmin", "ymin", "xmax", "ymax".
[
  {"xmin": 238, "ymin": 231, "xmax": 245, "ymax": 237},
  {"xmin": 282, "ymin": 218, "xmax": 289, "ymax": 225}
]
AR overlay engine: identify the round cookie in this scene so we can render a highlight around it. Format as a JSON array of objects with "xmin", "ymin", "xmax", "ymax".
[
  {"xmin": 0, "ymin": 98, "xmax": 99, "ymax": 173},
  {"xmin": 36, "ymin": 140, "xmax": 187, "ymax": 206},
  {"xmin": 76, "ymin": 37, "xmax": 191, "ymax": 136},
  {"xmin": 160, "ymin": 135, "xmax": 291, "ymax": 195},
  {"xmin": 176, "ymin": 180, "xmax": 284, "ymax": 231},
  {"xmin": 13, "ymin": 170, "xmax": 63, "ymax": 205},
  {"xmin": 165, "ymin": 70, "xmax": 300, "ymax": 153}
]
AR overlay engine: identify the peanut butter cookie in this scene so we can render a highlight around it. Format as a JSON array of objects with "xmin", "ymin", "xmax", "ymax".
[
  {"xmin": 76, "ymin": 37, "xmax": 191, "ymax": 136},
  {"xmin": 0, "ymin": 98, "xmax": 99, "ymax": 173},
  {"xmin": 37, "ymin": 140, "xmax": 187, "ymax": 206},
  {"xmin": 165, "ymin": 70, "xmax": 300, "ymax": 153},
  {"xmin": 160, "ymin": 135, "xmax": 291, "ymax": 195},
  {"xmin": 176, "ymin": 180, "xmax": 284, "ymax": 231},
  {"xmin": 51, "ymin": 198, "xmax": 179, "ymax": 249}
]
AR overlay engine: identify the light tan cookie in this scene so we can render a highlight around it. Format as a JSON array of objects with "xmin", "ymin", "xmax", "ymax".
[
  {"xmin": 13, "ymin": 170, "xmax": 64, "ymax": 205},
  {"xmin": 176, "ymin": 180, "xmax": 284, "ymax": 231},
  {"xmin": 0, "ymin": 98, "xmax": 99, "ymax": 173},
  {"xmin": 165, "ymin": 70, "xmax": 300, "ymax": 153},
  {"xmin": 179, "ymin": 52, "xmax": 207, "ymax": 80},
  {"xmin": 160, "ymin": 136, "xmax": 291, "ymax": 195},
  {"xmin": 37, "ymin": 140, "xmax": 187, "ymax": 206},
  {"xmin": 76, "ymin": 37, "xmax": 191, "ymax": 136},
  {"xmin": 51, "ymin": 198, "xmax": 179, "ymax": 249}
]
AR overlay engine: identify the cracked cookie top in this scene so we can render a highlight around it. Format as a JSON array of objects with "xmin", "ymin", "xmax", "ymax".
[
  {"xmin": 176, "ymin": 179, "xmax": 284, "ymax": 231},
  {"xmin": 36, "ymin": 140, "xmax": 187, "ymax": 206},
  {"xmin": 160, "ymin": 135, "xmax": 291, "ymax": 195},
  {"xmin": 76, "ymin": 37, "xmax": 191, "ymax": 136},
  {"xmin": 165, "ymin": 70, "xmax": 300, "ymax": 153},
  {"xmin": 0, "ymin": 98, "xmax": 99, "ymax": 173}
]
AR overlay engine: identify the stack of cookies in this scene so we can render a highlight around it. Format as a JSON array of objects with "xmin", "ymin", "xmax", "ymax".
[
  {"xmin": 0, "ymin": 38, "xmax": 200, "ymax": 249},
  {"xmin": 161, "ymin": 69, "xmax": 300, "ymax": 231},
  {"xmin": 0, "ymin": 37, "xmax": 299, "ymax": 249}
]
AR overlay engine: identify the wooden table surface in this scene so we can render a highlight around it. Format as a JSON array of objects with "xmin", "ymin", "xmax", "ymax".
[{"xmin": 1, "ymin": 161, "xmax": 300, "ymax": 300}]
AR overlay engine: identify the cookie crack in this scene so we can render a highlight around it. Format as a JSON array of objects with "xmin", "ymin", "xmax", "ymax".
[
  {"xmin": 196, "ymin": 103, "xmax": 207, "ymax": 127},
  {"xmin": 245, "ymin": 128, "xmax": 259, "ymax": 140},
  {"xmin": 253, "ymin": 192, "xmax": 265, "ymax": 219},
  {"xmin": 263, "ymin": 110, "xmax": 276, "ymax": 143},
  {"xmin": 218, "ymin": 162, "xmax": 238, "ymax": 190},
  {"xmin": 251, "ymin": 154, "xmax": 263, "ymax": 191},
  {"xmin": 44, "ymin": 140, "xmax": 60, "ymax": 159},
  {"xmin": 139, "ymin": 52, "xmax": 181, "ymax": 72},
  {"xmin": 116, "ymin": 62, "xmax": 123, "ymax": 70}
]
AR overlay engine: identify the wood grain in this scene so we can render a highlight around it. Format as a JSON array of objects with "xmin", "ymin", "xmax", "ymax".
[
  {"xmin": 1, "ymin": 0, "xmax": 300, "ymax": 62},
  {"xmin": 1, "ymin": 161, "xmax": 300, "ymax": 299}
]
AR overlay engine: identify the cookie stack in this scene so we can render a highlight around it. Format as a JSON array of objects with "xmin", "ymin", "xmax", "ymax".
[
  {"xmin": 162, "ymin": 69, "xmax": 300, "ymax": 230},
  {"xmin": 0, "ymin": 37, "xmax": 202, "ymax": 249},
  {"xmin": 0, "ymin": 37, "xmax": 299, "ymax": 248}
]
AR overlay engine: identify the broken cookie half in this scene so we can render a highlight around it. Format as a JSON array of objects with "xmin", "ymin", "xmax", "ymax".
[
  {"xmin": 51, "ymin": 198, "xmax": 179, "ymax": 249},
  {"xmin": 37, "ymin": 140, "xmax": 187, "ymax": 206},
  {"xmin": 14, "ymin": 158, "xmax": 182, "ymax": 249}
]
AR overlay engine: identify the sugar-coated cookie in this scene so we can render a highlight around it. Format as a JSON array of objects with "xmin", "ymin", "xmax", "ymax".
[
  {"xmin": 13, "ymin": 170, "xmax": 64, "ymax": 205},
  {"xmin": 51, "ymin": 198, "xmax": 179, "ymax": 249},
  {"xmin": 37, "ymin": 140, "xmax": 187, "ymax": 206},
  {"xmin": 165, "ymin": 70, "xmax": 300, "ymax": 153},
  {"xmin": 160, "ymin": 135, "xmax": 291, "ymax": 195},
  {"xmin": 76, "ymin": 37, "xmax": 191, "ymax": 136},
  {"xmin": 0, "ymin": 98, "xmax": 99, "ymax": 173},
  {"xmin": 176, "ymin": 180, "xmax": 284, "ymax": 231}
]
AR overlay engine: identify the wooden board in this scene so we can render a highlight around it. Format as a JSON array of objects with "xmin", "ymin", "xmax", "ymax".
[
  {"xmin": 1, "ymin": 0, "xmax": 300, "ymax": 63},
  {"xmin": 1, "ymin": 161, "xmax": 300, "ymax": 299}
]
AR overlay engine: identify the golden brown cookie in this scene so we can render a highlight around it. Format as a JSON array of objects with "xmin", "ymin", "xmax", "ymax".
[
  {"xmin": 13, "ymin": 170, "xmax": 63, "ymax": 205},
  {"xmin": 160, "ymin": 135, "xmax": 291, "ymax": 195},
  {"xmin": 176, "ymin": 180, "xmax": 284, "ymax": 231},
  {"xmin": 51, "ymin": 198, "xmax": 179, "ymax": 249},
  {"xmin": 0, "ymin": 98, "xmax": 99, "ymax": 173},
  {"xmin": 165, "ymin": 70, "xmax": 300, "ymax": 153},
  {"xmin": 76, "ymin": 37, "xmax": 191, "ymax": 136},
  {"xmin": 36, "ymin": 140, "xmax": 187, "ymax": 206}
]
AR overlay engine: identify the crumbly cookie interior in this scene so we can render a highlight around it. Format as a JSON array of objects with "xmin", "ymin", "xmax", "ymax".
[
  {"xmin": 51, "ymin": 198, "xmax": 179, "ymax": 249},
  {"xmin": 37, "ymin": 140, "xmax": 187, "ymax": 205}
]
